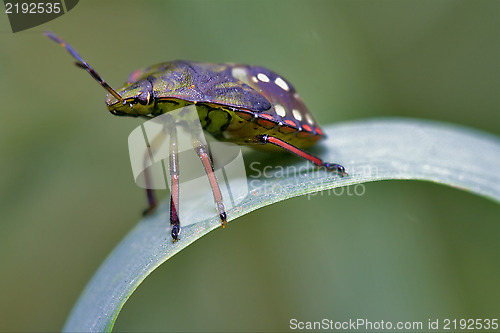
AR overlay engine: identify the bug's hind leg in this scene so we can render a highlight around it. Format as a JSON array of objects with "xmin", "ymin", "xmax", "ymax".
[
  {"xmin": 190, "ymin": 133, "xmax": 227, "ymax": 227},
  {"xmin": 255, "ymin": 134, "xmax": 347, "ymax": 176}
]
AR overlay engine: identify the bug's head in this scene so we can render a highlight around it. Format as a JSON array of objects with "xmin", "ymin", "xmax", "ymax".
[
  {"xmin": 45, "ymin": 31, "xmax": 154, "ymax": 117},
  {"xmin": 105, "ymin": 79, "xmax": 154, "ymax": 117}
]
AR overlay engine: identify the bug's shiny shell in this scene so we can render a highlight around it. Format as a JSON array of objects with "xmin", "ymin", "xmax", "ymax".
[{"xmin": 106, "ymin": 61, "xmax": 324, "ymax": 149}]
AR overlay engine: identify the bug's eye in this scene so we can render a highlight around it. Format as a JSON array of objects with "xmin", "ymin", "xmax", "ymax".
[{"xmin": 137, "ymin": 91, "xmax": 151, "ymax": 105}]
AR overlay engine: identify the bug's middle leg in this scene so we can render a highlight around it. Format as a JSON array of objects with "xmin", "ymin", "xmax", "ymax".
[{"xmin": 190, "ymin": 134, "xmax": 227, "ymax": 227}]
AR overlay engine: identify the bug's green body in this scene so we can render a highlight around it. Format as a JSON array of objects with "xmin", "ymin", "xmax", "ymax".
[{"xmin": 106, "ymin": 61, "xmax": 323, "ymax": 151}]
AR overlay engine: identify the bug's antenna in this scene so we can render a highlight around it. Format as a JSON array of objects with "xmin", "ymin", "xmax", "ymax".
[{"xmin": 44, "ymin": 31, "xmax": 125, "ymax": 104}]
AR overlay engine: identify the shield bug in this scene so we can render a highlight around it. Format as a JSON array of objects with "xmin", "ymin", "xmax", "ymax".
[{"xmin": 45, "ymin": 31, "xmax": 347, "ymax": 242}]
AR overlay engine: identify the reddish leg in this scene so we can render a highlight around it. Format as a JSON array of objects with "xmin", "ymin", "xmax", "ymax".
[
  {"xmin": 168, "ymin": 122, "xmax": 181, "ymax": 241},
  {"xmin": 170, "ymin": 123, "xmax": 227, "ymax": 241},
  {"xmin": 256, "ymin": 134, "xmax": 347, "ymax": 176},
  {"xmin": 191, "ymin": 135, "xmax": 227, "ymax": 227}
]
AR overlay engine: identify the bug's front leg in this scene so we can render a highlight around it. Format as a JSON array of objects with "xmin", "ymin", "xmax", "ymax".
[
  {"xmin": 142, "ymin": 188, "xmax": 157, "ymax": 215},
  {"xmin": 140, "ymin": 115, "xmax": 181, "ymax": 241},
  {"xmin": 255, "ymin": 134, "xmax": 347, "ymax": 176},
  {"xmin": 142, "ymin": 143, "xmax": 157, "ymax": 216},
  {"xmin": 190, "ymin": 133, "xmax": 227, "ymax": 228},
  {"xmin": 168, "ymin": 120, "xmax": 181, "ymax": 241}
]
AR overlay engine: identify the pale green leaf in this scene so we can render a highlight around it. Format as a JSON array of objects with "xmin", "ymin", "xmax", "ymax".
[{"xmin": 63, "ymin": 118, "xmax": 500, "ymax": 332}]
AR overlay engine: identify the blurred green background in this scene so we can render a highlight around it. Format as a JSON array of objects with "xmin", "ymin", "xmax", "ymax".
[{"xmin": 1, "ymin": 1, "xmax": 499, "ymax": 332}]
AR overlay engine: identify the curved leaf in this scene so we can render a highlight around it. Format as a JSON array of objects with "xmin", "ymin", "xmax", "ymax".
[{"xmin": 63, "ymin": 118, "xmax": 500, "ymax": 332}]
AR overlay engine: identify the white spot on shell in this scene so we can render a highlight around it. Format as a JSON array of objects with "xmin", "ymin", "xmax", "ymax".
[
  {"xmin": 251, "ymin": 76, "xmax": 258, "ymax": 83},
  {"xmin": 305, "ymin": 113, "xmax": 314, "ymax": 124},
  {"xmin": 274, "ymin": 77, "xmax": 289, "ymax": 91},
  {"xmin": 257, "ymin": 73, "xmax": 270, "ymax": 82},
  {"xmin": 275, "ymin": 104, "xmax": 286, "ymax": 117},
  {"xmin": 292, "ymin": 109, "xmax": 302, "ymax": 121},
  {"xmin": 231, "ymin": 67, "xmax": 246, "ymax": 81}
]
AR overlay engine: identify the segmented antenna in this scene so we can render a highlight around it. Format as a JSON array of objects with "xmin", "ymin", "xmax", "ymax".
[{"xmin": 44, "ymin": 31, "xmax": 125, "ymax": 104}]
